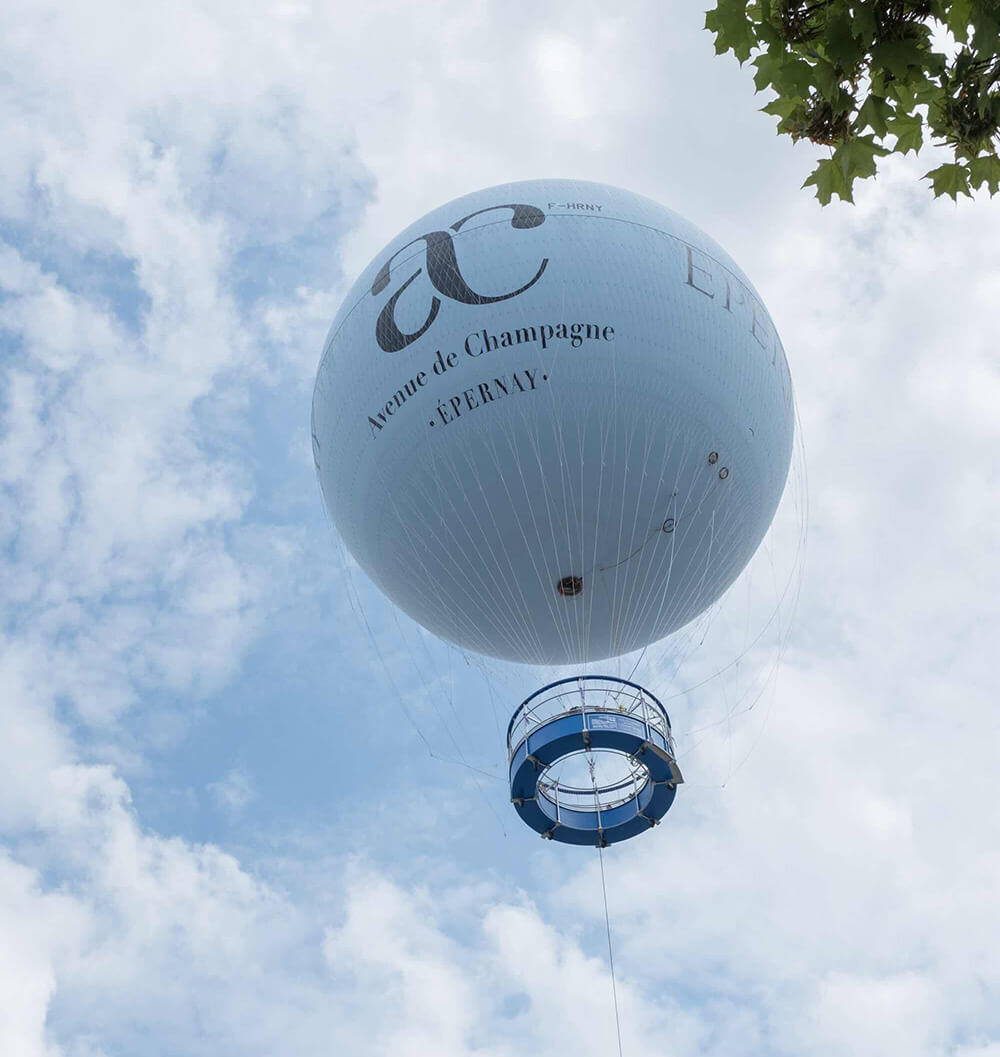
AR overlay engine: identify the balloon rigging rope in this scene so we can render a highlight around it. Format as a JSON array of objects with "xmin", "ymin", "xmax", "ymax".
[
  {"xmin": 339, "ymin": 280, "xmax": 806, "ymax": 787},
  {"xmin": 614, "ymin": 433, "xmax": 697, "ymax": 654},
  {"xmin": 661, "ymin": 423, "xmax": 809, "ymax": 777},
  {"xmin": 430, "ymin": 390, "xmax": 566, "ymax": 661},
  {"xmin": 320, "ymin": 217, "xmax": 809, "ymax": 804},
  {"xmin": 386, "ymin": 340, "xmax": 557, "ymax": 661},
  {"xmin": 548, "ymin": 277, "xmax": 590, "ymax": 661},
  {"xmin": 678, "ymin": 448, "xmax": 808, "ymax": 771},
  {"xmin": 600, "ymin": 845, "xmax": 625, "ymax": 1057},
  {"xmin": 443, "ymin": 434, "xmax": 552, "ymax": 660},
  {"xmin": 392, "ymin": 434, "xmax": 547, "ymax": 662},
  {"xmin": 379, "ymin": 313, "xmax": 754, "ymax": 670},
  {"xmin": 662, "ymin": 455, "xmax": 807, "ymax": 710},
  {"xmin": 513, "ymin": 397, "xmax": 582, "ymax": 660},
  {"xmin": 328, "ymin": 524, "xmax": 433, "ymax": 754},
  {"xmin": 328, "ymin": 502, "xmax": 511, "ymax": 834},
  {"xmin": 591, "ymin": 754, "xmax": 625, "ymax": 1057},
  {"xmin": 320, "ymin": 273, "xmax": 807, "ymax": 829},
  {"xmin": 379, "ymin": 578, "xmax": 485, "ymax": 764}
]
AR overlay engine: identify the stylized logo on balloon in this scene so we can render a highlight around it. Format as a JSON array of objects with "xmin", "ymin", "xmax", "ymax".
[{"xmin": 369, "ymin": 203, "xmax": 549, "ymax": 352}]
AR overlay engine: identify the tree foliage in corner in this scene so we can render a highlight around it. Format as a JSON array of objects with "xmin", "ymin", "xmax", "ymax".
[{"xmin": 705, "ymin": 1, "xmax": 1000, "ymax": 203}]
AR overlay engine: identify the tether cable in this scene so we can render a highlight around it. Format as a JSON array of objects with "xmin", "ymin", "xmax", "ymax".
[{"xmin": 590, "ymin": 757, "xmax": 625, "ymax": 1057}]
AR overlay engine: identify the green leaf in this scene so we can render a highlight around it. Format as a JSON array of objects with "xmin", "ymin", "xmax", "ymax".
[
  {"xmin": 970, "ymin": 10, "xmax": 1000, "ymax": 57},
  {"xmin": 923, "ymin": 162, "xmax": 973, "ymax": 200},
  {"xmin": 757, "ymin": 18, "xmax": 783, "ymax": 47},
  {"xmin": 969, "ymin": 153, "xmax": 1000, "ymax": 194},
  {"xmin": 855, "ymin": 94, "xmax": 893, "ymax": 138},
  {"xmin": 977, "ymin": 70, "xmax": 997, "ymax": 117},
  {"xmin": 946, "ymin": 0, "xmax": 974, "ymax": 43},
  {"xmin": 705, "ymin": 0, "xmax": 758, "ymax": 64},
  {"xmin": 871, "ymin": 38, "xmax": 929, "ymax": 80},
  {"xmin": 833, "ymin": 135, "xmax": 888, "ymax": 184},
  {"xmin": 760, "ymin": 95, "xmax": 803, "ymax": 120},
  {"xmin": 870, "ymin": 66, "xmax": 891, "ymax": 99},
  {"xmin": 927, "ymin": 51, "xmax": 949, "ymax": 78},
  {"xmin": 753, "ymin": 51, "xmax": 815, "ymax": 96},
  {"xmin": 914, "ymin": 78, "xmax": 942, "ymax": 105},
  {"xmin": 850, "ymin": 5, "xmax": 878, "ymax": 46},
  {"xmin": 877, "ymin": 66, "xmax": 941, "ymax": 103},
  {"xmin": 803, "ymin": 136, "xmax": 889, "ymax": 207},
  {"xmin": 824, "ymin": 11, "xmax": 865, "ymax": 72},
  {"xmin": 811, "ymin": 57, "xmax": 841, "ymax": 98},
  {"xmin": 803, "ymin": 157, "xmax": 852, "ymax": 205},
  {"xmin": 752, "ymin": 47, "xmax": 785, "ymax": 91},
  {"xmin": 887, "ymin": 111, "xmax": 924, "ymax": 155}
]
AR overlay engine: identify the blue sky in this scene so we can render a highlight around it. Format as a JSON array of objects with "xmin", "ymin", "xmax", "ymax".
[{"xmin": 2, "ymin": 2, "xmax": 1000, "ymax": 1056}]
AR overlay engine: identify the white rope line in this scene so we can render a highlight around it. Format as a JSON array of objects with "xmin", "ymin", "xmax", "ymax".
[{"xmin": 593, "ymin": 756, "xmax": 625, "ymax": 1057}]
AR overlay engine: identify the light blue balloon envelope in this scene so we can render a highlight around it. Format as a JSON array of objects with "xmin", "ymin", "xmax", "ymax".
[{"xmin": 312, "ymin": 178, "xmax": 794, "ymax": 668}]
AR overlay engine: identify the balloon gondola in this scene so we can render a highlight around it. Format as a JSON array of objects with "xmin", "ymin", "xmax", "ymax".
[{"xmin": 508, "ymin": 675, "xmax": 682, "ymax": 846}]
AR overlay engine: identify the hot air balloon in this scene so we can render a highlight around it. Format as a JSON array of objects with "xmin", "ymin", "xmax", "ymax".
[{"xmin": 312, "ymin": 179, "xmax": 794, "ymax": 846}]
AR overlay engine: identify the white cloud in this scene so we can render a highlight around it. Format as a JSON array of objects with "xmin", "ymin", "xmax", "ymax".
[
  {"xmin": 208, "ymin": 767, "xmax": 255, "ymax": 813},
  {"xmin": 0, "ymin": 852, "xmax": 88, "ymax": 1057},
  {"xmin": 794, "ymin": 972, "xmax": 944, "ymax": 1057}
]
